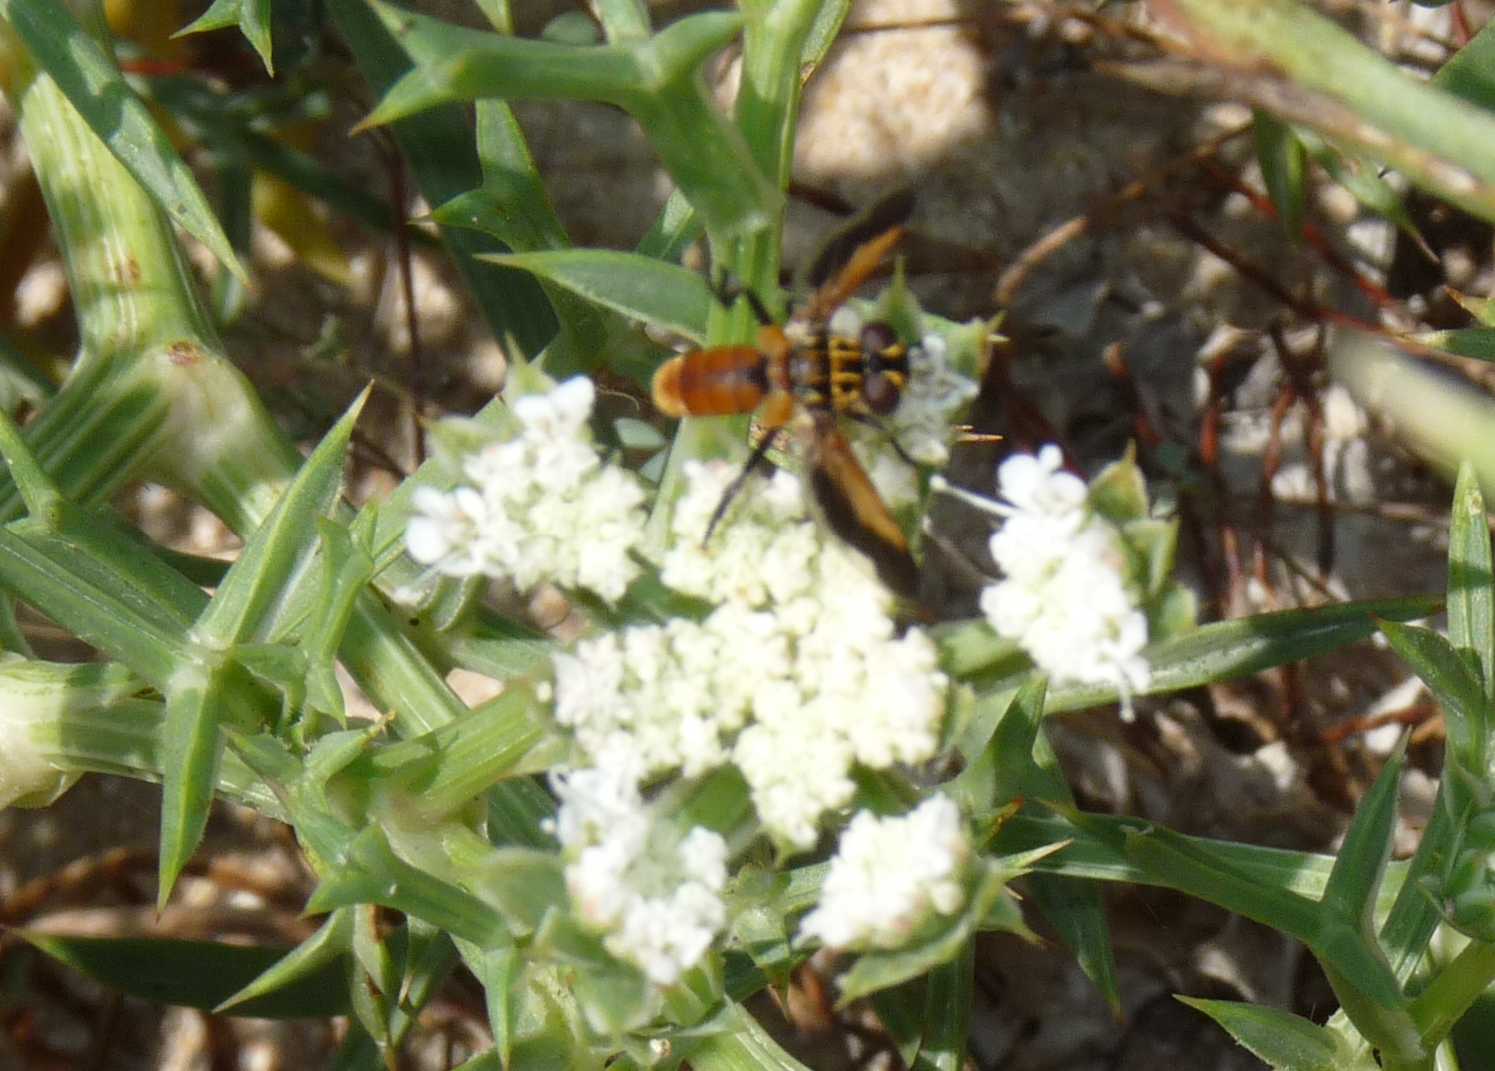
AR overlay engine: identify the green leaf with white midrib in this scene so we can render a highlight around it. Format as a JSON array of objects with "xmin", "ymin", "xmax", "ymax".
[
  {"xmin": 484, "ymin": 249, "xmax": 713, "ymax": 343},
  {"xmin": 1310, "ymin": 744, "xmax": 1423, "ymax": 1063},
  {"xmin": 157, "ymin": 661, "xmax": 232, "ymax": 911},
  {"xmin": 30, "ymin": 695, "xmax": 282, "ymax": 818},
  {"xmin": 157, "ymin": 394, "xmax": 367, "ymax": 906},
  {"xmin": 1321, "ymin": 741, "xmax": 1404, "ymax": 936},
  {"xmin": 0, "ymin": 0, "xmax": 246, "ymax": 280},
  {"xmin": 355, "ymin": 687, "xmax": 561, "ymax": 820},
  {"xmin": 0, "ymin": 512, "xmax": 202, "ymax": 685},
  {"xmin": 192, "ymin": 392, "xmax": 365, "ymax": 648}
]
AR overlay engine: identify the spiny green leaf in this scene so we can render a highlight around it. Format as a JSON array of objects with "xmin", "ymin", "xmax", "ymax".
[
  {"xmin": 356, "ymin": 2, "xmax": 774, "ymax": 239},
  {"xmin": 157, "ymin": 663, "xmax": 229, "ymax": 909},
  {"xmin": 193, "ymin": 390, "xmax": 365, "ymax": 648},
  {"xmin": 1380, "ymin": 794, "xmax": 1462, "ymax": 982},
  {"xmin": 1434, "ymin": 18, "xmax": 1495, "ymax": 116},
  {"xmin": 1124, "ymin": 824, "xmax": 1404, "ymax": 1010},
  {"xmin": 1320, "ymin": 738, "xmax": 1404, "ymax": 934},
  {"xmin": 1178, "ymin": 997, "xmax": 1350, "ymax": 1071},
  {"xmin": 1379, "ymin": 618, "xmax": 1486, "ymax": 775},
  {"xmin": 15, "ymin": 931, "xmax": 349, "ymax": 1017},
  {"xmin": 174, "ymin": 0, "xmax": 274, "ymax": 75},
  {"xmin": 459, "ymin": 940, "xmax": 522, "ymax": 1069},
  {"xmin": 0, "ymin": 512, "xmax": 201, "ymax": 688},
  {"xmin": 217, "ymin": 909, "xmax": 355, "ymax": 1013},
  {"xmin": 305, "ymin": 828, "xmax": 510, "ymax": 947}
]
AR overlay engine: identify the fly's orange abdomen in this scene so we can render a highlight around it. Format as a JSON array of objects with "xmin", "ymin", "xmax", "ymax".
[{"xmin": 651, "ymin": 346, "xmax": 769, "ymax": 418}]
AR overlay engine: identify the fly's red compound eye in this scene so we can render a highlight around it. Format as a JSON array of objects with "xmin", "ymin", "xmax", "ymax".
[
  {"xmin": 863, "ymin": 372, "xmax": 899, "ymax": 414},
  {"xmin": 860, "ymin": 322, "xmax": 902, "ymax": 414},
  {"xmin": 860, "ymin": 322, "xmax": 897, "ymax": 358}
]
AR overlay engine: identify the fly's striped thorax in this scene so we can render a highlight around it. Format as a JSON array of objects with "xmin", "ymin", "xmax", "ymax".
[
  {"xmin": 780, "ymin": 327, "xmax": 833, "ymax": 412},
  {"xmin": 780, "ymin": 325, "xmax": 912, "ymax": 417},
  {"xmin": 827, "ymin": 334, "xmax": 870, "ymax": 413}
]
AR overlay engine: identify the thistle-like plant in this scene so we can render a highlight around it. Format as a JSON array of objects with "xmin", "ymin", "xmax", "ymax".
[{"xmin": 5, "ymin": 3, "xmax": 1495, "ymax": 1070}]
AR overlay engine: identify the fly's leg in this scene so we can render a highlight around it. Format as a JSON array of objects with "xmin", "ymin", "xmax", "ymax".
[
  {"xmin": 709, "ymin": 270, "xmax": 775, "ymax": 327},
  {"xmin": 702, "ymin": 391, "xmax": 796, "ymax": 543},
  {"xmin": 704, "ymin": 427, "xmax": 783, "ymax": 543}
]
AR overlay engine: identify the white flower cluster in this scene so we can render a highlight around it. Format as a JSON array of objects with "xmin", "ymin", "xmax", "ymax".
[
  {"xmin": 405, "ymin": 377, "xmax": 647, "ymax": 602},
  {"xmin": 551, "ymin": 760, "xmax": 728, "ymax": 987},
  {"xmin": 974, "ymin": 447, "xmax": 1151, "ymax": 703},
  {"xmin": 799, "ymin": 796, "xmax": 970, "ymax": 951},
  {"xmin": 554, "ymin": 461, "xmax": 948, "ymax": 849}
]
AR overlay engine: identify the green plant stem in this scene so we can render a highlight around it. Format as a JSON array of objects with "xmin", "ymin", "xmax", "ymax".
[
  {"xmin": 36, "ymin": 696, "xmax": 285, "ymax": 818},
  {"xmin": 650, "ymin": 0, "xmax": 829, "ymax": 546},
  {"xmin": 729, "ymin": 0, "xmax": 824, "ymax": 306},
  {"xmin": 1409, "ymin": 938, "xmax": 1495, "ymax": 1050},
  {"xmin": 0, "ymin": 17, "xmax": 297, "ymax": 527}
]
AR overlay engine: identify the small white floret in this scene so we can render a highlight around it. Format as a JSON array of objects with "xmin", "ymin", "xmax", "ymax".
[
  {"xmin": 552, "ymin": 764, "xmax": 728, "ymax": 987},
  {"xmin": 405, "ymin": 377, "xmax": 648, "ymax": 602},
  {"xmin": 799, "ymin": 797, "xmax": 970, "ymax": 951},
  {"xmin": 975, "ymin": 446, "xmax": 1154, "ymax": 710}
]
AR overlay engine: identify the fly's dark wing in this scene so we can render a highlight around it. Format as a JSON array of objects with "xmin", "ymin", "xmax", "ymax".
[
  {"xmin": 803, "ymin": 188, "xmax": 916, "ymax": 296},
  {"xmin": 807, "ymin": 413, "xmax": 920, "ymax": 600}
]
